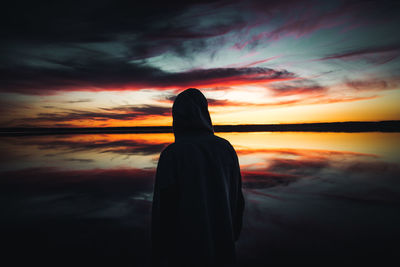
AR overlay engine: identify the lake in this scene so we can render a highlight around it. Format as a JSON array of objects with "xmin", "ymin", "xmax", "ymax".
[{"xmin": 1, "ymin": 132, "xmax": 399, "ymax": 265}]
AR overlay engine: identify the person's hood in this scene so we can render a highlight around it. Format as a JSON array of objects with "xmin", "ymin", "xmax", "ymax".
[{"xmin": 172, "ymin": 88, "xmax": 214, "ymax": 139}]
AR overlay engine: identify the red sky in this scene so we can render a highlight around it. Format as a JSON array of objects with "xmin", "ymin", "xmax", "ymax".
[{"xmin": 1, "ymin": 0, "xmax": 399, "ymax": 127}]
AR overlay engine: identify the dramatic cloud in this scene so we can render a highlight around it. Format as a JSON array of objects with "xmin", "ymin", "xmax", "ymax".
[
  {"xmin": 2, "ymin": 0, "xmax": 398, "ymax": 94},
  {"xmin": 162, "ymin": 95, "xmax": 303, "ymax": 108},
  {"xmin": 0, "ymin": 60, "xmax": 295, "ymax": 94},
  {"xmin": 0, "ymin": 0, "xmax": 399, "ymax": 126},
  {"xmin": 345, "ymin": 77, "xmax": 400, "ymax": 92},
  {"xmin": 0, "ymin": 1, "xmax": 236, "ymax": 43},
  {"xmin": 12, "ymin": 104, "xmax": 171, "ymax": 126},
  {"xmin": 160, "ymin": 86, "xmax": 375, "ymax": 110},
  {"xmin": 233, "ymin": 0, "xmax": 400, "ymax": 50},
  {"xmin": 101, "ymin": 105, "xmax": 171, "ymax": 117},
  {"xmin": 63, "ymin": 99, "xmax": 93, "ymax": 104},
  {"xmin": 269, "ymin": 80, "xmax": 328, "ymax": 97},
  {"xmin": 318, "ymin": 43, "xmax": 400, "ymax": 62}
]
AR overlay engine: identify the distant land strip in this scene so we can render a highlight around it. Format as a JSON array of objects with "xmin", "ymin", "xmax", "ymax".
[{"xmin": 0, "ymin": 121, "xmax": 399, "ymax": 136}]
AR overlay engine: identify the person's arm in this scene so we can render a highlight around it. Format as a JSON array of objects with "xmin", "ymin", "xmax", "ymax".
[{"xmin": 151, "ymin": 148, "xmax": 178, "ymax": 265}]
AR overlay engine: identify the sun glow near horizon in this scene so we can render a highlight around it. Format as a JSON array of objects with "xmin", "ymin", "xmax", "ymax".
[{"xmin": 1, "ymin": 0, "xmax": 400, "ymax": 127}]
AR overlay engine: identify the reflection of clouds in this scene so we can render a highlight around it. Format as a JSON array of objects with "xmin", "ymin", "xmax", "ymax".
[
  {"xmin": 0, "ymin": 136, "xmax": 171, "ymax": 171},
  {"xmin": 242, "ymin": 170, "xmax": 298, "ymax": 189},
  {"xmin": 268, "ymin": 158, "xmax": 329, "ymax": 176},
  {"xmin": 236, "ymin": 147, "xmax": 400, "ymax": 265},
  {"xmin": 237, "ymin": 147, "xmax": 379, "ymax": 158},
  {"xmin": 239, "ymin": 147, "xmax": 400, "ymax": 205},
  {"xmin": 343, "ymin": 160, "xmax": 400, "ymax": 174},
  {"xmin": 1, "ymin": 136, "xmax": 400, "ymax": 265},
  {"xmin": 238, "ymin": 148, "xmax": 385, "ymax": 189},
  {"xmin": 21, "ymin": 138, "xmax": 169, "ymax": 156}
]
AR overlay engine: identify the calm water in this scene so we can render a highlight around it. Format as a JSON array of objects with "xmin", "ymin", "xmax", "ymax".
[{"xmin": 1, "ymin": 132, "xmax": 399, "ymax": 265}]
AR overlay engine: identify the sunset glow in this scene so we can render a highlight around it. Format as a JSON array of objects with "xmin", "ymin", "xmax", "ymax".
[{"xmin": 1, "ymin": 0, "xmax": 399, "ymax": 127}]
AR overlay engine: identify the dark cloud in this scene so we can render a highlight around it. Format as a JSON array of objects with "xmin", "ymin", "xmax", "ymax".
[
  {"xmin": 0, "ymin": 1, "xmax": 232, "ymax": 43},
  {"xmin": 207, "ymin": 98, "xmax": 235, "ymax": 106},
  {"xmin": 159, "ymin": 95, "xmax": 248, "ymax": 107},
  {"xmin": 53, "ymin": 123, "xmax": 81, "ymax": 128},
  {"xmin": 205, "ymin": 94, "xmax": 376, "ymax": 107},
  {"xmin": 101, "ymin": 105, "xmax": 171, "ymax": 116},
  {"xmin": 64, "ymin": 158, "xmax": 95, "ymax": 163},
  {"xmin": 159, "ymin": 89, "xmax": 376, "ymax": 110},
  {"xmin": 0, "ymin": 53, "xmax": 295, "ymax": 94},
  {"xmin": 0, "ymin": 100, "xmax": 32, "ymax": 113},
  {"xmin": 318, "ymin": 43, "xmax": 400, "ymax": 62},
  {"xmin": 233, "ymin": 0, "xmax": 400, "ymax": 50},
  {"xmin": 0, "ymin": 0, "xmax": 399, "ymax": 134},
  {"xmin": 1, "ymin": 0, "xmax": 398, "ymax": 97},
  {"xmin": 207, "ymin": 98, "xmax": 302, "ymax": 107},
  {"xmin": 23, "ymin": 111, "xmax": 135, "ymax": 122},
  {"xmin": 63, "ymin": 99, "xmax": 93, "ymax": 104},
  {"xmin": 3, "ymin": 0, "xmax": 398, "ymax": 45},
  {"xmin": 0, "ymin": 0, "xmax": 250, "ymax": 69},
  {"xmin": 12, "ymin": 104, "xmax": 171, "ymax": 125},
  {"xmin": 161, "ymin": 94, "xmax": 307, "ymax": 108},
  {"xmin": 0, "ymin": 0, "xmax": 256, "ymax": 95},
  {"xmin": 345, "ymin": 77, "xmax": 400, "ymax": 91},
  {"xmin": 270, "ymin": 81, "xmax": 328, "ymax": 97}
]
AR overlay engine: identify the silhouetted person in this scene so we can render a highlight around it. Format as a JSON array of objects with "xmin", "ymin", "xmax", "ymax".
[{"xmin": 151, "ymin": 88, "xmax": 245, "ymax": 267}]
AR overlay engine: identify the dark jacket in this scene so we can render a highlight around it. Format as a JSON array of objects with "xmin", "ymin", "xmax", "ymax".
[{"xmin": 151, "ymin": 88, "xmax": 245, "ymax": 266}]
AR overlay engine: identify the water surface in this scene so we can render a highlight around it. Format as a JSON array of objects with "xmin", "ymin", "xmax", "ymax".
[{"xmin": 1, "ymin": 132, "xmax": 399, "ymax": 265}]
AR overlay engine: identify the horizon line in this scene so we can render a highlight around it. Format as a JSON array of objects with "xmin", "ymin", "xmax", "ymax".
[{"xmin": 0, "ymin": 121, "xmax": 399, "ymax": 135}]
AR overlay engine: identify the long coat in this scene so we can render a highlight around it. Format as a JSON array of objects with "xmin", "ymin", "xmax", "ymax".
[{"xmin": 151, "ymin": 88, "xmax": 245, "ymax": 266}]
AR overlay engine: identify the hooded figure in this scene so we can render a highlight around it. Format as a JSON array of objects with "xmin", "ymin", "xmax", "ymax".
[{"xmin": 151, "ymin": 88, "xmax": 245, "ymax": 266}]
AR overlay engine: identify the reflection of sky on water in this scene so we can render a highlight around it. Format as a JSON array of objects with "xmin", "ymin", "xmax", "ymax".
[
  {"xmin": 1, "ymin": 132, "xmax": 399, "ymax": 171},
  {"xmin": 0, "ymin": 132, "xmax": 399, "ymax": 265}
]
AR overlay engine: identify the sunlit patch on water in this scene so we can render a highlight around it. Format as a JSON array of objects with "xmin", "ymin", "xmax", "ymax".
[{"xmin": 0, "ymin": 132, "xmax": 399, "ymax": 265}]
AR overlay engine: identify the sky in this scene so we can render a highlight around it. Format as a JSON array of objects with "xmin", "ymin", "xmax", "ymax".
[{"xmin": 1, "ymin": 0, "xmax": 400, "ymax": 127}]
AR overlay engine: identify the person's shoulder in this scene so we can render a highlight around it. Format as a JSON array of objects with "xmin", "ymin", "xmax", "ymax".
[
  {"xmin": 212, "ymin": 135, "xmax": 236, "ymax": 152},
  {"xmin": 212, "ymin": 134, "xmax": 230, "ymax": 144},
  {"xmin": 159, "ymin": 142, "xmax": 177, "ymax": 157}
]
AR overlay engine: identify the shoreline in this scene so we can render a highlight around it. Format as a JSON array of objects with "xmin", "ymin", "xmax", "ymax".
[{"xmin": 0, "ymin": 121, "xmax": 399, "ymax": 136}]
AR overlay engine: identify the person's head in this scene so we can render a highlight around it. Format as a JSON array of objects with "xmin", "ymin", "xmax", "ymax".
[{"xmin": 172, "ymin": 88, "xmax": 213, "ymax": 139}]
